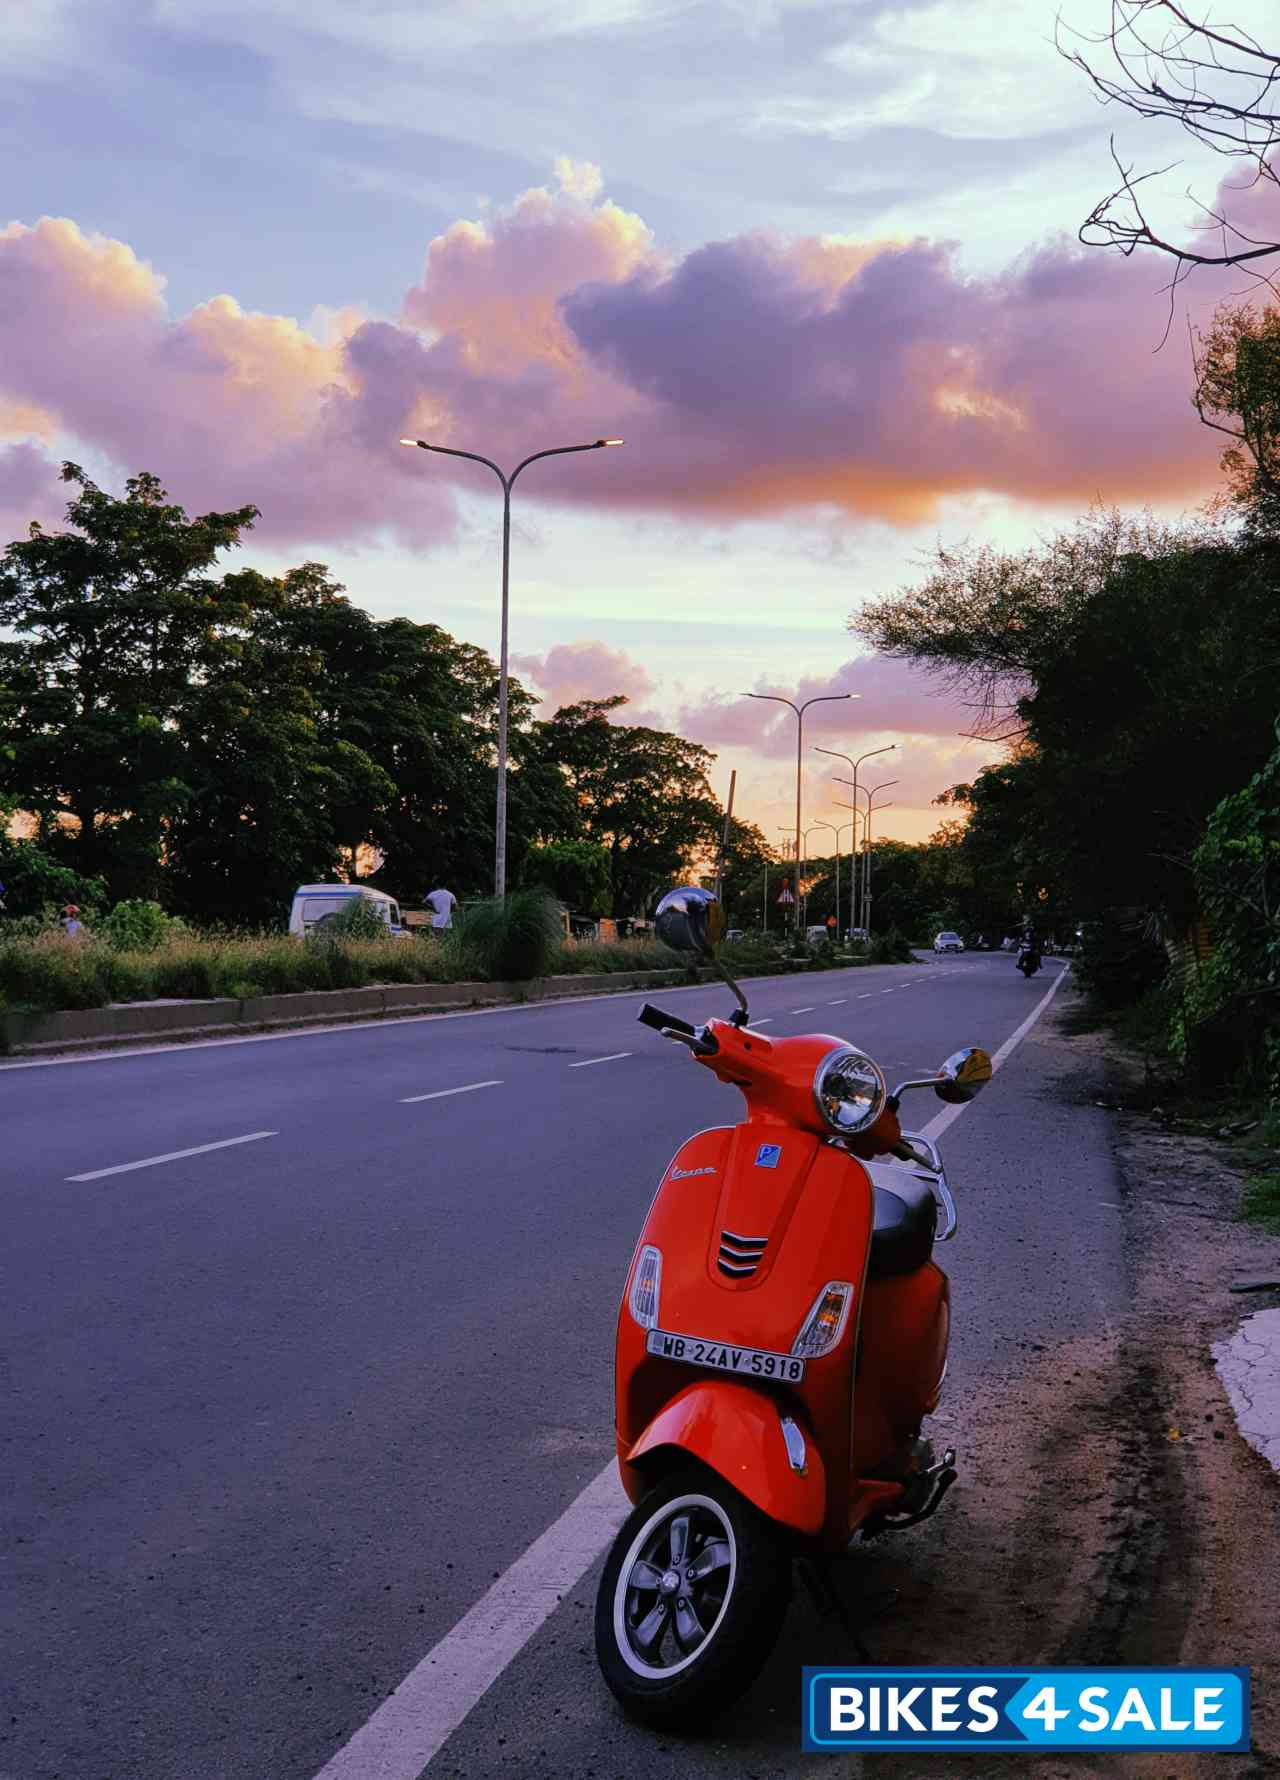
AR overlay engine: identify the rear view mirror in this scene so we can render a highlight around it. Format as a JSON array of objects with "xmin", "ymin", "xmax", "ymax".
[
  {"xmin": 934, "ymin": 1046, "xmax": 993, "ymax": 1104},
  {"xmin": 654, "ymin": 887, "xmax": 725, "ymax": 959}
]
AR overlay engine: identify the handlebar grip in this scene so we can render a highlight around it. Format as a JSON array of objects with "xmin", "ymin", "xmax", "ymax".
[{"xmin": 637, "ymin": 1002, "xmax": 696, "ymax": 1037}]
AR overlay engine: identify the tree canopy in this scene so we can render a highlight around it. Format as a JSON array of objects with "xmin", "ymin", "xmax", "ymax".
[{"xmin": 0, "ymin": 467, "xmax": 725, "ymax": 926}]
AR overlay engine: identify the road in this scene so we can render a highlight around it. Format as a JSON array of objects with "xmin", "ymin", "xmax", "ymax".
[{"xmin": 3, "ymin": 953, "xmax": 1119, "ymax": 1780}]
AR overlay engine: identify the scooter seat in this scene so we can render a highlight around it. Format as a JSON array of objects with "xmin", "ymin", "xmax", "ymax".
[{"xmin": 868, "ymin": 1177, "xmax": 937, "ymax": 1278}]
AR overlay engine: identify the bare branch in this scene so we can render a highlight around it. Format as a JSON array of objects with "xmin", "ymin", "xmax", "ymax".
[{"xmin": 1060, "ymin": 1, "xmax": 1280, "ymax": 281}]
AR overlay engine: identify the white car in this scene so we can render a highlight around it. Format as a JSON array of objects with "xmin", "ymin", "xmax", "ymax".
[
  {"xmin": 288, "ymin": 883, "xmax": 410, "ymax": 938},
  {"xmin": 933, "ymin": 931, "xmax": 965, "ymax": 953}
]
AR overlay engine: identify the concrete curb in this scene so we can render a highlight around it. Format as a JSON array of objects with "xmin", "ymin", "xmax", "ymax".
[{"xmin": 0, "ymin": 954, "xmax": 884, "ymax": 1059}]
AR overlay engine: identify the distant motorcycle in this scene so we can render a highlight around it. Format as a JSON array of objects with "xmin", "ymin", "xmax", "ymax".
[{"xmin": 1016, "ymin": 942, "xmax": 1042, "ymax": 978}]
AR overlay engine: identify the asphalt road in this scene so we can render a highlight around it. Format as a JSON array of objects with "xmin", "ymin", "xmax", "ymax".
[{"xmin": 1, "ymin": 952, "xmax": 1115, "ymax": 1780}]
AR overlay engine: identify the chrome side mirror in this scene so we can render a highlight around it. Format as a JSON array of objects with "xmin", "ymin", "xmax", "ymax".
[
  {"xmin": 654, "ymin": 886, "xmax": 725, "ymax": 959},
  {"xmin": 934, "ymin": 1046, "xmax": 993, "ymax": 1104}
]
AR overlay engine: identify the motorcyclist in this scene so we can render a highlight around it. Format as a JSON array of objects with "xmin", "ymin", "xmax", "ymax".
[{"xmin": 1017, "ymin": 925, "xmax": 1042, "ymax": 976}]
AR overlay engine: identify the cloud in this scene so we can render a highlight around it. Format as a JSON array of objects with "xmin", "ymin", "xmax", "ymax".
[
  {"xmin": 510, "ymin": 638, "xmax": 660, "ymax": 720},
  {"xmin": 678, "ymin": 653, "xmax": 985, "ymax": 757},
  {"xmin": 0, "ymin": 165, "xmax": 1240, "ymax": 548}
]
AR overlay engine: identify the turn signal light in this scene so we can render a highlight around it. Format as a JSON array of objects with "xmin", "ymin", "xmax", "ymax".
[
  {"xmin": 791, "ymin": 1282, "xmax": 854, "ymax": 1358},
  {"xmin": 628, "ymin": 1245, "xmax": 663, "ymax": 1329}
]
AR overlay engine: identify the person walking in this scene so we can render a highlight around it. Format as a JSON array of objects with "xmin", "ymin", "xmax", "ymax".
[
  {"xmin": 424, "ymin": 884, "xmax": 457, "ymax": 937},
  {"xmin": 61, "ymin": 904, "xmax": 84, "ymax": 938}
]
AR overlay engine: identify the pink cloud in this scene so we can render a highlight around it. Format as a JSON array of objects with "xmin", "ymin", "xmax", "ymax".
[
  {"xmin": 678, "ymin": 654, "xmax": 982, "ymax": 758},
  {"xmin": 0, "ymin": 165, "xmax": 1249, "ymax": 548},
  {"xmin": 510, "ymin": 638, "xmax": 660, "ymax": 721}
]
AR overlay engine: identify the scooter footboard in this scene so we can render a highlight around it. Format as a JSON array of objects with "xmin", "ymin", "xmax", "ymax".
[{"xmin": 623, "ymin": 1379, "xmax": 826, "ymax": 1536}]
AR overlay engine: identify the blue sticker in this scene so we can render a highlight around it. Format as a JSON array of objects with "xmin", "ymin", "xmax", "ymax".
[{"xmin": 755, "ymin": 1142, "xmax": 782, "ymax": 1168}]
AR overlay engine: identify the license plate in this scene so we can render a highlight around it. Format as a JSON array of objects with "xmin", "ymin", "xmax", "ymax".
[{"xmin": 645, "ymin": 1329, "xmax": 805, "ymax": 1383}]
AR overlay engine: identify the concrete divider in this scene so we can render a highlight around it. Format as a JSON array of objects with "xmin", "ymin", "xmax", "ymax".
[
  {"xmin": 0, "ymin": 968, "xmax": 693, "ymax": 1058},
  {"xmin": 1, "ymin": 956, "xmax": 880, "ymax": 1059}
]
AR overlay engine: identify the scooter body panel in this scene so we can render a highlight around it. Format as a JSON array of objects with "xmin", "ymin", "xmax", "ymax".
[
  {"xmin": 624, "ymin": 1378, "xmax": 827, "ymax": 1534},
  {"xmin": 617, "ymin": 1118, "xmax": 893, "ymax": 1548}
]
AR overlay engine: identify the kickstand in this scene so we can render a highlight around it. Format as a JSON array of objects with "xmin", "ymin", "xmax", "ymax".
[{"xmin": 797, "ymin": 1559, "xmax": 875, "ymax": 1664}]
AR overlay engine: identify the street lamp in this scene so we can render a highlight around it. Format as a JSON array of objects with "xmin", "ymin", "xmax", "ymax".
[
  {"xmin": 831, "ymin": 803, "xmax": 864, "ymax": 939},
  {"xmin": 744, "ymin": 690, "xmax": 856, "ymax": 929},
  {"xmin": 814, "ymin": 743, "xmax": 895, "ymax": 931},
  {"xmin": 833, "ymin": 777, "xmax": 899, "ymax": 938},
  {"xmin": 399, "ymin": 434, "xmax": 624, "ymax": 897},
  {"xmin": 811, "ymin": 818, "xmax": 853, "ymax": 938}
]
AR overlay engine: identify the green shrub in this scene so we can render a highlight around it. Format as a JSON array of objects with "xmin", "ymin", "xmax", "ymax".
[
  {"xmin": 99, "ymin": 899, "xmax": 187, "ymax": 952},
  {"xmin": 457, "ymin": 889, "xmax": 564, "ymax": 982},
  {"xmin": 308, "ymin": 896, "xmax": 389, "ymax": 943},
  {"xmin": 868, "ymin": 927, "xmax": 914, "ymax": 964}
]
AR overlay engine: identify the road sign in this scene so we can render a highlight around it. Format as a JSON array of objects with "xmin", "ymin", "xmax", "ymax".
[{"xmin": 777, "ymin": 879, "xmax": 794, "ymax": 905}]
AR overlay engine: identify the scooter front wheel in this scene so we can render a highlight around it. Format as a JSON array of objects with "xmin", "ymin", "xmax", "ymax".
[{"xmin": 595, "ymin": 1465, "xmax": 790, "ymax": 1729}]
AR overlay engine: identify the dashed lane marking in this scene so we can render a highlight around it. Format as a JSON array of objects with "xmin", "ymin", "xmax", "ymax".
[
  {"xmin": 567, "ymin": 1052, "xmax": 633, "ymax": 1068},
  {"xmin": 67, "ymin": 1130, "xmax": 277, "ymax": 1181},
  {"xmin": 401, "ymin": 1080, "xmax": 502, "ymax": 1104}
]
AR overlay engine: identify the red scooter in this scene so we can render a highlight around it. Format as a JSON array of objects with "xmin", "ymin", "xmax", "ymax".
[{"xmin": 595, "ymin": 888, "xmax": 992, "ymax": 1727}]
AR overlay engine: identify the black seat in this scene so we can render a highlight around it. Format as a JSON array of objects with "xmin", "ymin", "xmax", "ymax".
[{"xmin": 868, "ymin": 1177, "xmax": 937, "ymax": 1278}]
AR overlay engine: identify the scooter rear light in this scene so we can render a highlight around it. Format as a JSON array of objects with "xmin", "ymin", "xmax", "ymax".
[
  {"xmin": 628, "ymin": 1244, "xmax": 663, "ymax": 1329},
  {"xmin": 791, "ymin": 1281, "xmax": 854, "ymax": 1358}
]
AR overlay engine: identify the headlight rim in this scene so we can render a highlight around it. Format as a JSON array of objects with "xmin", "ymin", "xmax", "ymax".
[{"xmin": 811, "ymin": 1042, "xmax": 887, "ymax": 1137}]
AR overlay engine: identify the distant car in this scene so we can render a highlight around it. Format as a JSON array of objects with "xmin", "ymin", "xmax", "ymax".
[
  {"xmin": 805, "ymin": 924, "xmax": 832, "ymax": 946},
  {"xmin": 725, "ymin": 928, "xmax": 745, "ymax": 942},
  {"xmin": 847, "ymin": 926, "xmax": 869, "ymax": 945},
  {"xmin": 288, "ymin": 883, "xmax": 410, "ymax": 939},
  {"xmin": 933, "ymin": 931, "xmax": 965, "ymax": 953}
]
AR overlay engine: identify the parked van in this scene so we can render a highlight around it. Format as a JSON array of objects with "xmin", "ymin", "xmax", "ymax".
[{"xmin": 287, "ymin": 883, "xmax": 408, "ymax": 938}]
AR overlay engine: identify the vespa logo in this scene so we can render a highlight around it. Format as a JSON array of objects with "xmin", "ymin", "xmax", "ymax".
[
  {"xmin": 755, "ymin": 1143, "xmax": 783, "ymax": 1169},
  {"xmin": 671, "ymin": 1164, "xmax": 717, "ymax": 1180}
]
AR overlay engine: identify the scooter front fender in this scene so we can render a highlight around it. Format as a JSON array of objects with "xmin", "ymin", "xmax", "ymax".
[{"xmin": 623, "ymin": 1379, "xmax": 826, "ymax": 1537}]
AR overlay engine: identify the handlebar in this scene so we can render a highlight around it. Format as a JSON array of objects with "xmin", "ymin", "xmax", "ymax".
[
  {"xmin": 637, "ymin": 1003, "xmax": 695, "ymax": 1037},
  {"xmin": 636, "ymin": 1003, "xmax": 718, "ymax": 1056}
]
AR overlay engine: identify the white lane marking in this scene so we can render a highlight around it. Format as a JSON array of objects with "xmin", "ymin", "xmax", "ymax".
[
  {"xmin": 828, "ymin": 998, "xmax": 847, "ymax": 1005},
  {"xmin": 401, "ymin": 1080, "xmax": 502, "ymax": 1104},
  {"xmin": 750, "ymin": 1017, "xmax": 774, "ymax": 1026},
  {"xmin": 879, "ymin": 988, "xmax": 896, "ymax": 994},
  {"xmin": 317, "ymin": 962, "xmax": 1073, "ymax": 1776},
  {"xmin": 66, "ymin": 1130, "xmax": 277, "ymax": 1182},
  {"xmin": 309, "ymin": 1464, "xmax": 627, "ymax": 1780},
  {"xmin": 858, "ymin": 993, "xmax": 874, "ymax": 999},
  {"xmin": 919, "ymin": 967, "xmax": 1071, "ymax": 1145},
  {"xmin": 568, "ymin": 1052, "xmax": 633, "ymax": 1069},
  {"xmin": 790, "ymin": 1006, "xmax": 815, "ymax": 1014}
]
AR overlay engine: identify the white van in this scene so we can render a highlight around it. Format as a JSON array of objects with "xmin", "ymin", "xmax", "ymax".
[{"xmin": 287, "ymin": 883, "xmax": 408, "ymax": 939}]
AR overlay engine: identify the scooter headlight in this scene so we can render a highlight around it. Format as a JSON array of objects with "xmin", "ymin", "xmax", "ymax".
[
  {"xmin": 628, "ymin": 1244, "xmax": 662, "ymax": 1329},
  {"xmin": 813, "ymin": 1045, "xmax": 886, "ymax": 1135}
]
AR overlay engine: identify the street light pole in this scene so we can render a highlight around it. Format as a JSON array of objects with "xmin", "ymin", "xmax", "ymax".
[
  {"xmin": 833, "ymin": 777, "xmax": 899, "ymax": 937},
  {"xmin": 812, "ymin": 818, "xmax": 852, "ymax": 938},
  {"xmin": 744, "ymin": 691, "xmax": 856, "ymax": 930},
  {"xmin": 832, "ymin": 803, "xmax": 863, "ymax": 939},
  {"xmin": 400, "ymin": 434, "xmax": 623, "ymax": 897},
  {"xmin": 814, "ymin": 743, "xmax": 895, "ymax": 932}
]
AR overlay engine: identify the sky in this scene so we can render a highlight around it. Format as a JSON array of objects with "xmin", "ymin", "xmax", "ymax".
[{"xmin": 3, "ymin": 0, "xmax": 1276, "ymax": 853}]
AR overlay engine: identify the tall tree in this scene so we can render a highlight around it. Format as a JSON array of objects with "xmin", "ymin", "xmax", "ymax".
[
  {"xmin": 536, "ymin": 697, "xmax": 722, "ymax": 916},
  {"xmin": 0, "ymin": 464, "xmax": 260, "ymax": 896}
]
